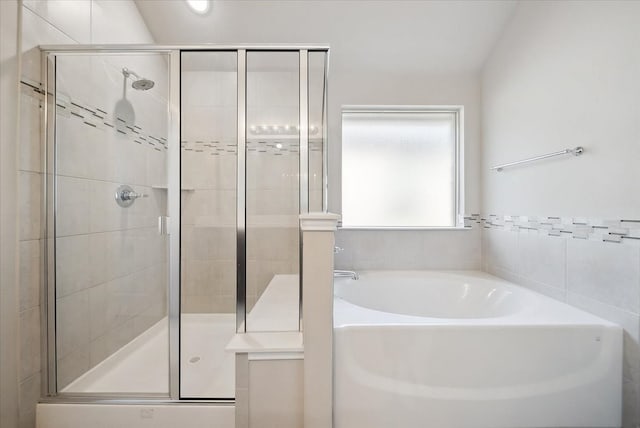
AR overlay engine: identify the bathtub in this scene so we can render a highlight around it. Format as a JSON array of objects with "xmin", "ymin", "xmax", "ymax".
[{"xmin": 333, "ymin": 271, "xmax": 622, "ymax": 428}]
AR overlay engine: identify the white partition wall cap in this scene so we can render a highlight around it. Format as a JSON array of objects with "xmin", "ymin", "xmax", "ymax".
[{"xmin": 300, "ymin": 212, "xmax": 341, "ymax": 231}]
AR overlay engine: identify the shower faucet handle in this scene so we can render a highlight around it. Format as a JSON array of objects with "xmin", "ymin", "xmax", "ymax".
[
  {"xmin": 334, "ymin": 246, "xmax": 344, "ymax": 254},
  {"xmin": 122, "ymin": 190, "xmax": 148, "ymax": 200},
  {"xmin": 115, "ymin": 184, "xmax": 148, "ymax": 208}
]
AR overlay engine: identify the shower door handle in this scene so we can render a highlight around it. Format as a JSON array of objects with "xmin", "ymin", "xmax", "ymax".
[{"xmin": 158, "ymin": 216, "xmax": 169, "ymax": 235}]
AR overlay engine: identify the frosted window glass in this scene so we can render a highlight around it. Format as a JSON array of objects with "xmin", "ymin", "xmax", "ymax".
[{"xmin": 342, "ymin": 111, "xmax": 458, "ymax": 228}]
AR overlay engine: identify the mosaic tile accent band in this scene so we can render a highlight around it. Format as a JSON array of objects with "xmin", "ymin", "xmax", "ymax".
[
  {"xmin": 181, "ymin": 139, "xmax": 323, "ymax": 156},
  {"xmin": 55, "ymin": 93, "xmax": 168, "ymax": 152},
  {"xmin": 464, "ymin": 213, "xmax": 640, "ymax": 244},
  {"xmin": 22, "ymin": 82, "xmax": 168, "ymax": 152},
  {"xmin": 24, "ymin": 82, "xmax": 323, "ymax": 157}
]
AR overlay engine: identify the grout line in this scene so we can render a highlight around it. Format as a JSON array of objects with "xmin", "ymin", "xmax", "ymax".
[{"xmin": 55, "ymin": 262, "xmax": 168, "ymax": 301}]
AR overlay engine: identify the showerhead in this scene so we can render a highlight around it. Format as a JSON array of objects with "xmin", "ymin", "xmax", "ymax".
[
  {"xmin": 131, "ymin": 78, "xmax": 155, "ymax": 91},
  {"xmin": 122, "ymin": 67, "xmax": 155, "ymax": 91}
]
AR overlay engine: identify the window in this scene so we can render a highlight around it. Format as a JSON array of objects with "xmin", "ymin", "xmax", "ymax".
[{"xmin": 341, "ymin": 106, "xmax": 463, "ymax": 228}]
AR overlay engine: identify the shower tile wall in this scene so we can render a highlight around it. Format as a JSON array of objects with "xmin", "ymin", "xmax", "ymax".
[
  {"xmin": 245, "ymin": 63, "xmax": 301, "ymax": 315},
  {"xmin": 53, "ymin": 54, "xmax": 169, "ymax": 390},
  {"xmin": 181, "ymin": 68, "xmax": 309, "ymax": 314},
  {"xmin": 17, "ymin": 0, "xmax": 160, "ymax": 419},
  {"xmin": 181, "ymin": 68, "xmax": 238, "ymax": 313},
  {"xmin": 17, "ymin": 6, "xmax": 75, "ymax": 423}
]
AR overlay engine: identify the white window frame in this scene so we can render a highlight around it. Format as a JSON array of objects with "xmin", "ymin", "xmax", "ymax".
[{"xmin": 340, "ymin": 105, "xmax": 465, "ymax": 230}]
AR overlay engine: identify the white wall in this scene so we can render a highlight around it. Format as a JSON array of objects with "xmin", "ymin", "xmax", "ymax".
[
  {"xmin": 482, "ymin": 1, "xmax": 640, "ymax": 218},
  {"xmin": 481, "ymin": 2, "xmax": 640, "ymax": 426},
  {"xmin": 15, "ymin": 1, "xmax": 157, "ymax": 426}
]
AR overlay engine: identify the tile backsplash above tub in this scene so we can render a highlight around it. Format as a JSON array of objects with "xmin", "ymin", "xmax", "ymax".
[{"xmin": 481, "ymin": 214, "xmax": 640, "ymax": 325}]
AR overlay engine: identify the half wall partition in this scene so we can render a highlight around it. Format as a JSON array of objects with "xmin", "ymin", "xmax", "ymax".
[{"xmin": 41, "ymin": 46, "xmax": 328, "ymax": 402}]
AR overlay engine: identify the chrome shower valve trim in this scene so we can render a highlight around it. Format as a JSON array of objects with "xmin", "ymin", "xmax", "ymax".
[{"xmin": 115, "ymin": 184, "xmax": 148, "ymax": 207}]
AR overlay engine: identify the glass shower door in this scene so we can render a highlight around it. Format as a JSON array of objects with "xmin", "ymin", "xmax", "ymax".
[
  {"xmin": 245, "ymin": 51, "xmax": 301, "ymax": 332},
  {"xmin": 180, "ymin": 51, "xmax": 238, "ymax": 399},
  {"xmin": 53, "ymin": 52, "xmax": 171, "ymax": 395}
]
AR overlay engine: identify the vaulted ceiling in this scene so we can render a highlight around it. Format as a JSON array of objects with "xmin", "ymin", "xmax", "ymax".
[{"xmin": 134, "ymin": 0, "xmax": 517, "ymax": 74}]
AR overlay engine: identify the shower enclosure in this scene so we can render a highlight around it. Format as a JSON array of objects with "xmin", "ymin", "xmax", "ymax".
[{"xmin": 41, "ymin": 46, "xmax": 328, "ymax": 402}]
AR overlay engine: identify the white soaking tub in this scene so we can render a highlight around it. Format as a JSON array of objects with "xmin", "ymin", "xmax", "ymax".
[{"xmin": 333, "ymin": 271, "xmax": 622, "ymax": 428}]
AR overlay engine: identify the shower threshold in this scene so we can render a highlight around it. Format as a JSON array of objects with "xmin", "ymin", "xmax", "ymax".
[{"xmin": 62, "ymin": 313, "xmax": 236, "ymax": 398}]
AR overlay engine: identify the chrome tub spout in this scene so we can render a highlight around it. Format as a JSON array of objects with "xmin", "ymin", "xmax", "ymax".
[{"xmin": 334, "ymin": 270, "xmax": 359, "ymax": 280}]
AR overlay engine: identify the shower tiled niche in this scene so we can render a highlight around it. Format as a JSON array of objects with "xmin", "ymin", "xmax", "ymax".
[{"xmin": 42, "ymin": 46, "xmax": 328, "ymax": 401}]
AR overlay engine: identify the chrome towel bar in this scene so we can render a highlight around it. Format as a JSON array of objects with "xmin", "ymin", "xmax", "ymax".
[{"xmin": 491, "ymin": 146, "xmax": 584, "ymax": 171}]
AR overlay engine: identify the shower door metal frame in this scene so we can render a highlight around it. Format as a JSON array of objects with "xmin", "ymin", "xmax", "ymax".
[{"xmin": 39, "ymin": 44, "xmax": 329, "ymax": 403}]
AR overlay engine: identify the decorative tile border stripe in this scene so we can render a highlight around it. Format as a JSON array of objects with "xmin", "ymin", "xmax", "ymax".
[
  {"xmin": 23, "ymin": 82, "xmax": 323, "ymax": 157},
  {"xmin": 53, "ymin": 91, "xmax": 168, "ymax": 152},
  {"xmin": 181, "ymin": 139, "xmax": 323, "ymax": 156},
  {"xmin": 468, "ymin": 214, "xmax": 640, "ymax": 244}
]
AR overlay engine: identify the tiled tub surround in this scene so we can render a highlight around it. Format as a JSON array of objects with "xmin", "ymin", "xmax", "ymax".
[
  {"xmin": 52, "ymin": 54, "xmax": 169, "ymax": 390},
  {"xmin": 481, "ymin": 215, "xmax": 640, "ymax": 427},
  {"xmin": 335, "ymin": 227, "xmax": 482, "ymax": 272}
]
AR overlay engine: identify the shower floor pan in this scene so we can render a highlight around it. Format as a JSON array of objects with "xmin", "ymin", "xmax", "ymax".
[{"xmin": 61, "ymin": 313, "xmax": 236, "ymax": 398}]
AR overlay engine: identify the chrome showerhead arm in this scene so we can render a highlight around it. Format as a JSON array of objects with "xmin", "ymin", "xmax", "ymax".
[{"xmin": 122, "ymin": 67, "xmax": 141, "ymax": 80}]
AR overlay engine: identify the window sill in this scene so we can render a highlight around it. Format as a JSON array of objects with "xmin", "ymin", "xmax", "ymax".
[{"xmin": 338, "ymin": 226, "xmax": 473, "ymax": 231}]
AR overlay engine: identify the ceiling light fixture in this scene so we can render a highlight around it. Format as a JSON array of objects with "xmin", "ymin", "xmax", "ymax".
[{"xmin": 186, "ymin": 0, "xmax": 210, "ymax": 14}]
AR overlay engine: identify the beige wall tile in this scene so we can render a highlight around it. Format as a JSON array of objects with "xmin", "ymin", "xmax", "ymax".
[
  {"xmin": 19, "ymin": 91, "xmax": 42, "ymax": 174},
  {"xmin": 18, "ymin": 373, "xmax": 40, "ymax": 428},
  {"xmin": 57, "ymin": 347, "xmax": 89, "ymax": 390},
  {"xmin": 19, "ymin": 171, "xmax": 42, "ymax": 241},
  {"xmin": 56, "ymin": 290, "xmax": 90, "ymax": 360},
  {"xmin": 23, "ymin": 0, "xmax": 91, "ymax": 43},
  {"xmin": 20, "ymin": 5, "xmax": 75, "ymax": 83},
  {"xmin": 55, "ymin": 234, "xmax": 91, "ymax": 297},
  {"xmin": 19, "ymin": 240, "xmax": 41, "ymax": 312},
  {"xmin": 55, "ymin": 176, "xmax": 89, "ymax": 237},
  {"xmin": 19, "ymin": 307, "xmax": 40, "ymax": 382}
]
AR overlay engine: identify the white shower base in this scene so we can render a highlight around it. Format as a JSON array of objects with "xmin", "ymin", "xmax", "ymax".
[{"xmin": 62, "ymin": 313, "xmax": 236, "ymax": 398}]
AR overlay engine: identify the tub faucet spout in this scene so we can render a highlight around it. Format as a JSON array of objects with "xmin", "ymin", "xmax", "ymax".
[{"xmin": 334, "ymin": 270, "xmax": 359, "ymax": 280}]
